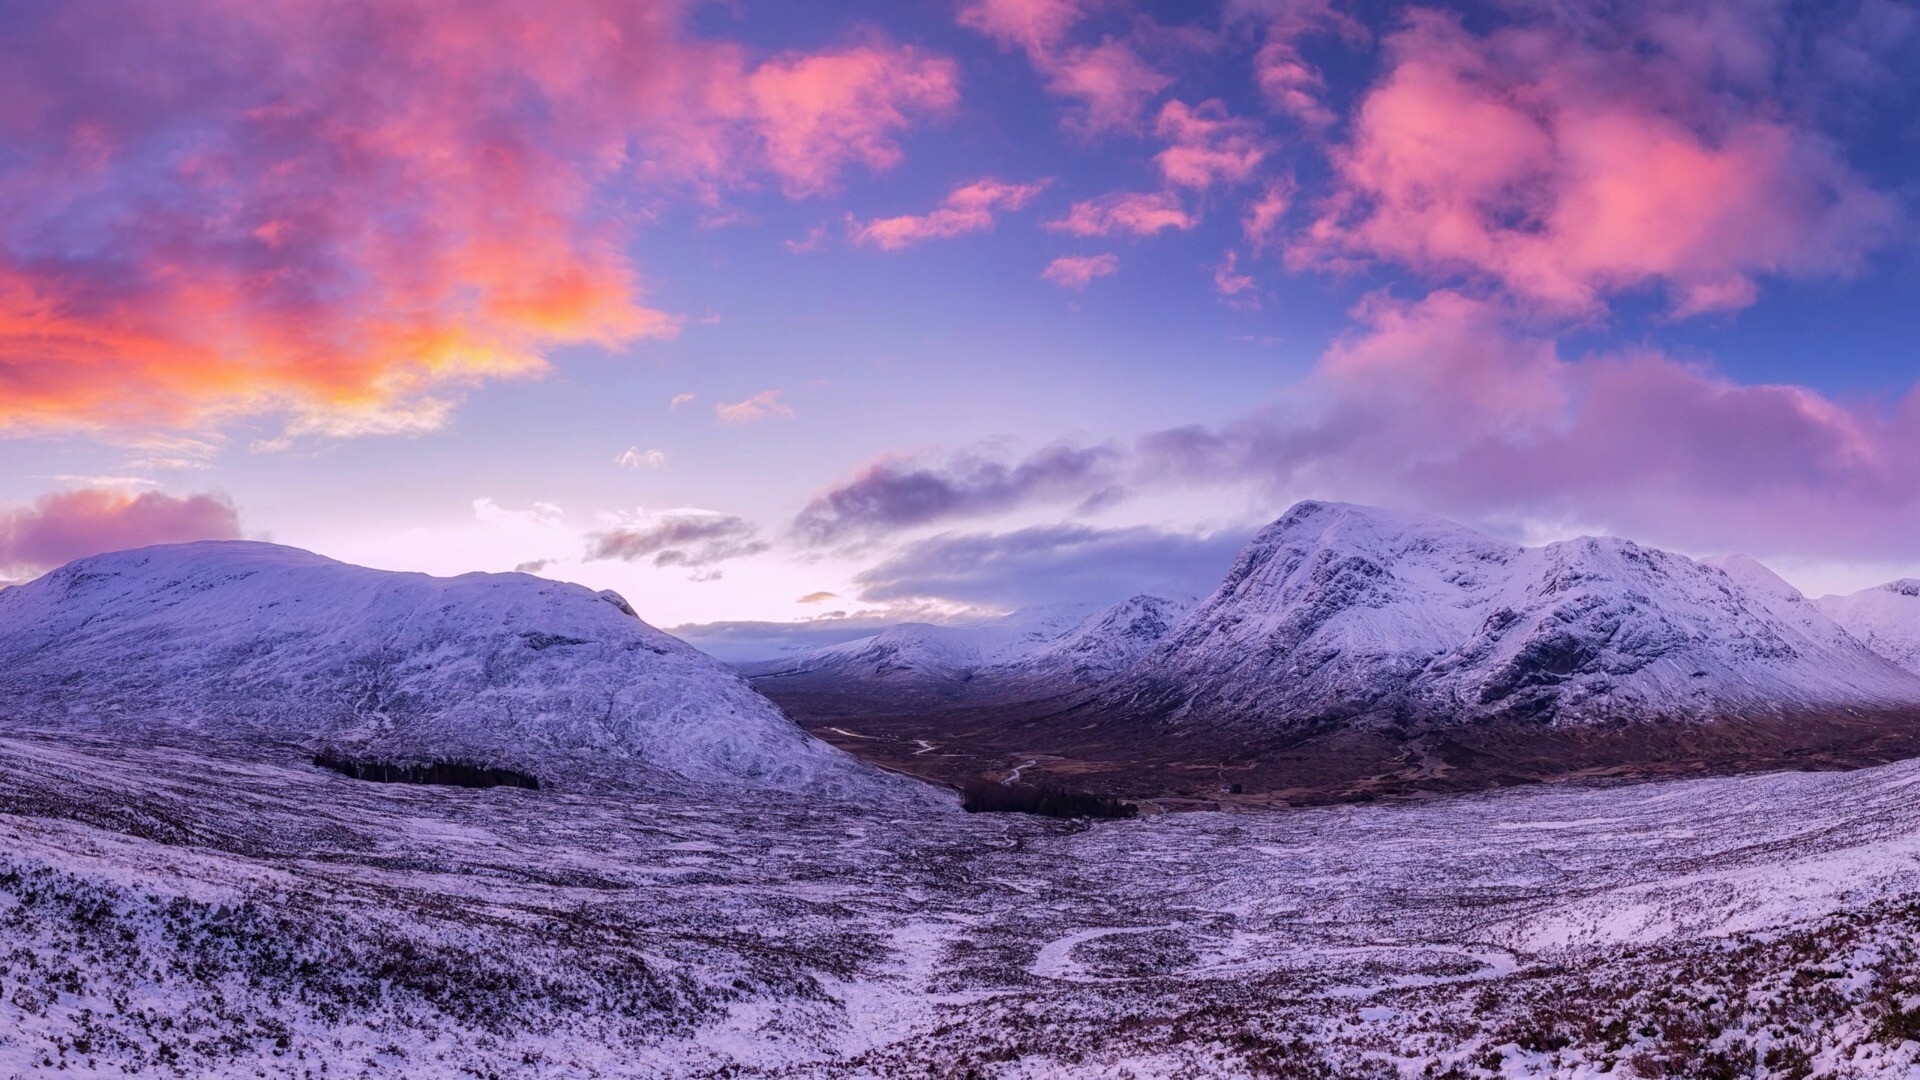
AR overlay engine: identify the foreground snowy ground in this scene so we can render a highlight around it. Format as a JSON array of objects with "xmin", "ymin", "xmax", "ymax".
[{"xmin": 5, "ymin": 729, "xmax": 1920, "ymax": 1077}]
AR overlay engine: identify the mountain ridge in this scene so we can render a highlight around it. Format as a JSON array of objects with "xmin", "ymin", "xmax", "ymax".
[
  {"xmin": 1092, "ymin": 502, "xmax": 1920, "ymax": 733},
  {"xmin": 0, "ymin": 540, "xmax": 891, "ymax": 796}
]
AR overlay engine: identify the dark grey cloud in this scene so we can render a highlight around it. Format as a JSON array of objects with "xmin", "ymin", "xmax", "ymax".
[
  {"xmin": 853, "ymin": 523, "xmax": 1254, "ymax": 610},
  {"xmin": 585, "ymin": 514, "xmax": 768, "ymax": 568},
  {"xmin": 793, "ymin": 443, "xmax": 1124, "ymax": 543}
]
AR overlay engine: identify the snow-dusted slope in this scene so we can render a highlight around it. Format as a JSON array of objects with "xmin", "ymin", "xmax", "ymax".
[
  {"xmin": 1816, "ymin": 580, "xmax": 1920, "ymax": 674},
  {"xmin": 1008, "ymin": 594, "xmax": 1194, "ymax": 681},
  {"xmin": 741, "ymin": 595, "xmax": 1191, "ymax": 692},
  {"xmin": 1098, "ymin": 502, "xmax": 1920, "ymax": 730},
  {"xmin": 0, "ymin": 542, "xmax": 884, "ymax": 794}
]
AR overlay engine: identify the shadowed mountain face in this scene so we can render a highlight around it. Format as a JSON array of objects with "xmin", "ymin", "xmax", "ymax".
[
  {"xmin": 754, "ymin": 502, "xmax": 1920, "ymax": 804},
  {"xmin": 0, "ymin": 541, "xmax": 894, "ymax": 797}
]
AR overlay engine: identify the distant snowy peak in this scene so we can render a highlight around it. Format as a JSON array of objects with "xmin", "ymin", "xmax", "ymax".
[
  {"xmin": 1816, "ymin": 580, "xmax": 1920, "ymax": 674},
  {"xmin": 1014, "ymin": 594, "xmax": 1195, "ymax": 679},
  {"xmin": 777, "ymin": 602, "xmax": 1097, "ymax": 679},
  {"xmin": 743, "ymin": 594, "xmax": 1190, "ymax": 689},
  {"xmin": 0, "ymin": 541, "xmax": 887, "ymax": 795},
  {"xmin": 1098, "ymin": 502, "xmax": 1920, "ymax": 730}
]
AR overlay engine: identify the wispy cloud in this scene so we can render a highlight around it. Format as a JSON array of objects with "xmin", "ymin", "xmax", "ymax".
[
  {"xmin": 794, "ymin": 443, "xmax": 1123, "ymax": 543},
  {"xmin": 714, "ymin": 390, "xmax": 795, "ymax": 426},
  {"xmin": 1041, "ymin": 253, "xmax": 1120, "ymax": 289},
  {"xmin": 957, "ymin": 0, "xmax": 1171, "ymax": 134},
  {"xmin": 1153, "ymin": 100, "xmax": 1269, "ymax": 190},
  {"xmin": 585, "ymin": 510, "xmax": 768, "ymax": 568},
  {"xmin": 850, "ymin": 178, "xmax": 1049, "ymax": 250},
  {"xmin": 616, "ymin": 447, "xmax": 668, "ymax": 469},
  {"xmin": 1046, "ymin": 191, "xmax": 1195, "ymax": 237}
]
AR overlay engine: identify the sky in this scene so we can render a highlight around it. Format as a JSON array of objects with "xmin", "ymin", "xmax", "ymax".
[{"xmin": 2, "ymin": 0, "xmax": 1918, "ymax": 656}]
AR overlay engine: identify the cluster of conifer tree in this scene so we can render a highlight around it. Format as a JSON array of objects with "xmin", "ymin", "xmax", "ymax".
[
  {"xmin": 960, "ymin": 779, "xmax": 1137, "ymax": 819},
  {"xmin": 312, "ymin": 750, "xmax": 540, "ymax": 790}
]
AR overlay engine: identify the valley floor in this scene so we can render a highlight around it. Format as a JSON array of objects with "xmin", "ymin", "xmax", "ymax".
[
  {"xmin": 5, "ymin": 729, "xmax": 1920, "ymax": 1076},
  {"xmin": 766, "ymin": 678, "xmax": 1920, "ymax": 811}
]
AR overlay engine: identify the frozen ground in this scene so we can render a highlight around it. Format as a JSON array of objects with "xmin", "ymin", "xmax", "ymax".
[{"xmin": 5, "ymin": 727, "xmax": 1920, "ymax": 1077}]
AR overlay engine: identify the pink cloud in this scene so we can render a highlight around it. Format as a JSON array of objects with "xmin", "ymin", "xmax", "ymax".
[
  {"xmin": 956, "ymin": 0, "xmax": 1094, "ymax": 57},
  {"xmin": 1042, "ymin": 38, "xmax": 1174, "ymax": 135},
  {"xmin": 1042, "ymin": 253, "xmax": 1120, "ymax": 289},
  {"xmin": 957, "ymin": 0, "xmax": 1170, "ymax": 133},
  {"xmin": 1242, "ymin": 179, "xmax": 1295, "ymax": 253},
  {"xmin": 1153, "ymin": 100, "xmax": 1269, "ymax": 190},
  {"xmin": 670, "ymin": 392, "xmax": 697, "ymax": 409},
  {"xmin": 0, "ymin": 489, "xmax": 241, "ymax": 578},
  {"xmin": 1046, "ymin": 191, "xmax": 1196, "ymax": 237},
  {"xmin": 1213, "ymin": 251, "xmax": 1257, "ymax": 307},
  {"xmin": 0, "ymin": 2, "xmax": 958, "ymax": 437},
  {"xmin": 739, "ymin": 42, "xmax": 961, "ymax": 198},
  {"xmin": 1138, "ymin": 288, "xmax": 1920, "ymax": 559},
  {"xmin": 714, "ymin": 390, "xmax": 795, "ymax": 425},
  {"xmin": 1290, "ymin": 9, "xmax": 1898, "ymax": 317},
  {"xmin": 1239, "ymin": 0, "xmax": 1367, "ymax": 127},
  {"xmin": 851, "ymin": 178, "xmax": 1049, "ymax": 251}
]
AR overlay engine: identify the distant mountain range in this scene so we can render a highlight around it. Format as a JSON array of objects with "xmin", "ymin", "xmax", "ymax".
[{"xmin": 738, "ymin": 594, "xmax": 1193, "ymax": 702}]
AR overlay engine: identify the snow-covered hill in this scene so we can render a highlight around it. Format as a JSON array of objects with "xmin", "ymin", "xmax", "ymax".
[
  {"xmin": 1816, "ymin": 579, "xmax": 1920, "ymax": 674},
  {"xmin": 0, "ymin": 541, "xmax": 885, "ymax": 794},
  {"xmin": 741, "ymin": 595, "xmax": 1191, "ymax": 695},
  {"xmin": 1097, "ymin": 501, "xmax": 1920, "ymax": 731}
]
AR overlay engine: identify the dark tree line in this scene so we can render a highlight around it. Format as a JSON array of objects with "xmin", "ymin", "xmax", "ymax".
[
  {"xmin": 961, "ymin": 780, "xmax": 1137, "ymax": 820},
  {"xmin": 313, "ymin": 751, "xmax": 540, "ymax": 790}
]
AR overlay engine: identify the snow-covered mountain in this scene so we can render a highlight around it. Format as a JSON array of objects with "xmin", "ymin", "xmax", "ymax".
[
  {"xmin": 0, "ymin": 541, "xmax": 884, "ymax": 794},
  {"xmin": 1816, "ymin": 580, "xmax": 1920, "ymax": 674},
  {"xmin": 1095, "ymin": 501, "xmax": 1920, "ymax": 731},
  {"xmin": 741, "ymin": 594, "xmax": 1192, "ymax": 694},
  {"xmin": 1007, "ymin": 593, "xmax": 1193, "ymax": 681}
]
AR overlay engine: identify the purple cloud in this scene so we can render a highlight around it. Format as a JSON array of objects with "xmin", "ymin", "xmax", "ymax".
[{"xmin": 794, "ymin": 443, "xmax": 1124, "ymax": 543}]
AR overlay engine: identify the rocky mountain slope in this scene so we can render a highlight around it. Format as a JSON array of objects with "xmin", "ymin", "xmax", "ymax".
[
  {"xmin": 1817, "ymin": 579, "xmax": 1920, "ymax": 673},
  {"xmin": 0, "ymin": 541, "xmax": 885, "ymax": 794},
  {"xmin": 1094, "ymin": 501, "xmax": 1920, "ymax": 732}
]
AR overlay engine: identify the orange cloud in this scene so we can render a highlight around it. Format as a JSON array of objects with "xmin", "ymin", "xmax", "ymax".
[
  {"xmin": 851, "ymin": 178, "xmax": 1049, "ymax": 250},
  {"xmin": 1042, "ymin": 253, "xmax": 1120, "ymax": 289},
  {"xmin": 0, "ymin": 2, "xmax": 959, "ymax": 438},
  {"xmin": 1046, "ymin": 191, "xmax": 1196, "ymax": 237},
  {"xmin": 1291, "ymin": 9, "xmax": 1897, "ymax": 317},
  {"xmin": 0, "ymin": 488, "xmax": 241, "ymax": 578}
]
